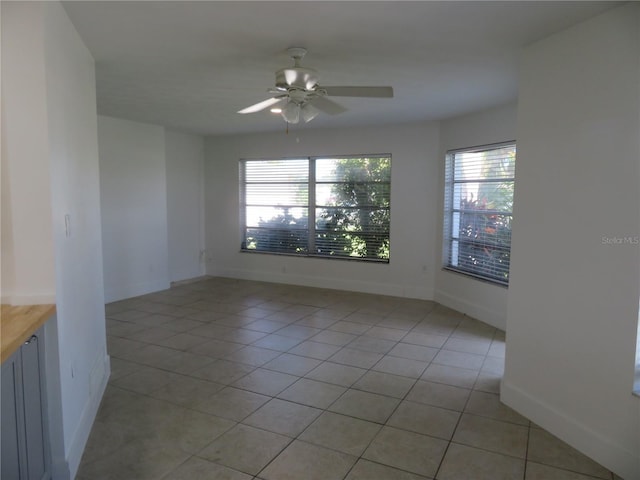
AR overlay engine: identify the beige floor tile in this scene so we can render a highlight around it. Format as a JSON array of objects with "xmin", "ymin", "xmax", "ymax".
[
  {"xmin": 224, "ymin": 345, "xmax": 282, "ymax": 366},
  {"xmin": 310, "ymin": 329, "xmax": 358, "ymax": 346},
  {"xmin": 328, "ymin": 320, "xmax": 372, "ymax": 335},
  {"xmin": 151, "ymin": 350, "xmax": 217, "ymax": 375},
  {"xmin": 262, "ymin": 352, "xmax": 322, "ymax": 376},
  {"xmin": 452, "ymin": 413, "xmax": 528, "ymax": 458},
  {"xmin": 305, "ymin": 361, "xmax": 367, "ymax": 387},
  {"xmin": 410, "ymin": 322, "xmax": 456, "ymax": 337},
  {"xmin": 376, "ymin": 317, "xmax": 420, "ymax": 331},
  {"xmin": 344, "ymin": 312, "xmax": 386, "ymax": 326},
  {"xmin": 348, "ymin": 335, "xmax": 396, "ymax": 354},
  {"xmin": 162, "ymin": 456, "xmax": 252, "ymax": 480},
  {"xmin": 155, "ymin": 408, "xmax": 236, "ymax": 454},
  {"xmin": 108, "ymin": 357, "xmax": 143, "ymax": 381},
  {"xmin": 443, "ymin": 336, "xmax": 492, "ymax": 356},
  {"xmin": 299, "ymin": 411, "xmax": 381, "ymax": 456},
  {"xmin": 154, "ymin": 333, "xmax": 210, "ymax": 351},
  {"xmin": 345, "ymin": 459, "xmax": 430, "ymax": 480},
  {"xmin": 114, "ymin": 342, "xmax": 175, "ymax": 364},
  {"xmin": 106, "ymin": 319, "xmax": 147, "ymax": 338},
  {"xmin": 328, "ymin": 389, "xmax": 400, "ymax": 423},
  {"xmin": 363, "ymin": 426, "xmax": 448, "ymax": 478},
  {"xmin": 488, "ymin": 339, "xmax": 506, "ymax": 358},
  {"xmin": 214, "ymin": 315, "xmax": 258, "ymax": 328},
  {"xmin": 388, "ymin": 400, "xmax": 460, "ymax": 440},
  {"xmin": 277, "ymin": 378, "xmax": 346, "ymax": 409},
  {"xmin": 77, "ymin": 441, "xmax": 191, "ymax": 480},
  {"xmin": 372, "ymin": 355, "xmax": 429, "ymax": 378},
  {"xmin": 128, "ymin": 326, "xmax": 177, "ymax": 344},
  {"xmin": 85, "ymin": 280, "xmax": 622, "ymax": 480},
  {"xmin": 295, "ymin": 315, "xmax": 341, "ymax": 330},
  {"xmin": 219, "ymin": 328, "xmax": 269, "ymax": 345},
  {"xmin": 422, "ymin": 363, "xmax": 479, "ymax": 388},
  {"xmin": 243, "ymin": 398, "xmax": 322, "ymax": 436},
  {"xmin": 433, "ymin": 349, "xmax": 486, "ymax": 370},
  {"xmin": 260, "ymin": 440, "xmax": 357, "ymax": 480},
  {"xmin": 352, "ymin": 370, "xmax": 416, "ymax": 398},
  {"xmin": 288, "ymin": 340, "xmax": 343, "ymax": 360},
  {"xmin": 149, "ymin": 375, "xmax": 224, "ymax": 408},
  {"xmin": 188, "ymin": 323, "xmax": 238, "ymax": 339},
  {"xmin": 112, "ymin": 366, "xmax": 182, "ymax": 395},
  {"xmin": 199, "ymin": 424, "xmax": 291, "ymax": 475},
  {"xmin": 190, "ymin": 358, "xmax": 255, "ymax": 384},
  {"xmin": 473, "ymin": 371, "xmax": 502, "ymax": 394},
  {"xmin": 276, "ymin": 324, "xmax": 322, "ymax": 339},
  {"xmin": 195, "ymin": 386, "xmax": 270, "ymax": 421},
  {"xmin": 402, "ymin": 331, "xmax": 449, "ymax": 348},
  {"xmin": 437, "ymin": 442, "xmax": 525, "ymax": 480},
  {"xmin": 328, "ymin": 347, "xmax": 384, "ymax": 369},
  {"xmin": 527, "ymin": 428, "xmax": 611, "ymax": 479},
  {"xmin": 406, "ymin": 380, "xmax": 470, "ymax": 411},
  {"xmin": 388, "ymin": 342, "xmax": 439, "ymax": 362},
  {"xmin": 187, "ymin": 338, "xmax": 244, "ymax": 358},
  {"xmin": 481, "ymin": 355, "xmax": 505, "ymax": 375},
  {"xmin": 464, "ymin": 390, "xmax": 529, "ymax": 425},
  {"xmin": 158, "ymin": 317, "xmax": 206, "ymax": 333},
  {"xmin": 365, "ymin": 326, "xmax": 408, "ymax": 341},
  {"xmin": 245, "ymin": 319, "xmax": 290, "ymax": 333},
  {"xmin": 525, "ymin": 461, "xmax": 608, "ymax": 480},
  {"xmin": 231, "ymin": 368, "xmax": 298, "ymax": 396}
]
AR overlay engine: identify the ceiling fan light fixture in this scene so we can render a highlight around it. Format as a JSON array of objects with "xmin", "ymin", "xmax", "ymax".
[
  {"xmin": 281, "ymin": 101, "xmax": 300, "ymax": 124},
  {"xmin": 300, "ymin": 102, "xmax": 319, "ymax": 123}
]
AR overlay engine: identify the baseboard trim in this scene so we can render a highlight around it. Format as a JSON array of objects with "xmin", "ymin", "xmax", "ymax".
[
  {"xmin": 434, "ymin": 288, "xmax": 505, "ymax": 330},
  {"xmin": 66, "ymin": 353, "xmax": 110, "ymax": 479},
  {"xmin": 501, "ymin": 379, "xmax": 639, "ymax": 480},
  {"xmin": 170, "ymin": 275, "xmax": 212, "ymax": 287}
]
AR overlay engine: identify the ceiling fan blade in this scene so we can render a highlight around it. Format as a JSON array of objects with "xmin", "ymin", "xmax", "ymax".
[
  {"xmin": 237, "ymin": 96, "xmax": 285, "ymax": 114},
  {"xmin": 323, "ymin": 86, "xmax": 394, "ymax": 98},
  {"xmin": 309, "ymin": 96, "xmax": 347, "ymax": 115}
]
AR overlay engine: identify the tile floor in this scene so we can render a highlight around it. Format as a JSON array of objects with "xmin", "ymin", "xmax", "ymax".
[{"xmin": 77, "ymin": 277, "xmax": 618, "ymax": 480}]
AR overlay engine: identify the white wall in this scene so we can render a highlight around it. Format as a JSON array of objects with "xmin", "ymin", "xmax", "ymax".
[
  {"xmin": 205, "ymin": 122, "xmax": 440, "ymax": 299},
  {"xmin": 434, "ymin": 103, "xmax": 517, "ymax": 330},
  {"xmin": 502, "ymin": 5, "xmax": 640, "ymax": 479},
  {"xmin": 98, "ymin": 116, "xmax": 170, "ymax": 302},
  {"xmin": 1, "ymin": 2, "xmax": 109, "ymax": 478},
  {"xmin": 165, "ymin": 130, "xmax": 205, "ymax": 282},
  {"xmin": 1, "ymin": 1, "xmax": 56, "ymax": 305}
]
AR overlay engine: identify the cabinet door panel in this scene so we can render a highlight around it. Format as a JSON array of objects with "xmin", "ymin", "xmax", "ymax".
[
  {"xmin": 2, "ymin": 355, "xmax": 24, "ymax": 480},
  {"xmin": 21, "ymin": 336, "xmax": 47, "ymax": 480}
]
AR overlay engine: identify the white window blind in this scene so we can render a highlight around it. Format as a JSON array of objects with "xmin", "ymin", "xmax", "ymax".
[
  {"xmin": 240, "ymin": 155, "xmax": 391, "ymax": 262},
  {"xmin": 443, "ymin": 142, "xmax": 515, "ymax": 285}
]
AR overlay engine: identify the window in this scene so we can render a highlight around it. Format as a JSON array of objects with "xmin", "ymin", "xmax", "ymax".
[
  {"xmin": 443, "ymin": 142, "xmax": 515, "ymax": 285},
  {"xmin": 240, "ymin": 155, "xmax": 391, "ymax": 262}
]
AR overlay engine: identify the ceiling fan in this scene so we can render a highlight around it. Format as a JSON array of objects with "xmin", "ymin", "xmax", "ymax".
[{"xmin": 237, "ymin": 47, "xmax": 394, "ymax": 124}]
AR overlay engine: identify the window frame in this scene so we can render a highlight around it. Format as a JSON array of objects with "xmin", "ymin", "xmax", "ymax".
[
  {"xmin": 239, "ymin": 154, "xmax": 391, "ymax": 263},
  {"xmin": 442, "ymin": 141, "xmax": 516, "ymax": 286}
]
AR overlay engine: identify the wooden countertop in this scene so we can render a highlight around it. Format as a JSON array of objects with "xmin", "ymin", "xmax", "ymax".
[{"xmin": 1, "ymin": 304, "xmax": 56, "ymax": 363}]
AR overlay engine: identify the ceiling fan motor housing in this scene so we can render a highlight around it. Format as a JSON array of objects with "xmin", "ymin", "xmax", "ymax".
[{"xmin": 275, "ymin": 67, "xmax": 319, "ymax": 91}]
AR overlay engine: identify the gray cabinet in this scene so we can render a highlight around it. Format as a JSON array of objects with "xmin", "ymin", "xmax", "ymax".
[{"xmin": 1, "ymin": 329, "xmax": 50, "ymax": 480}]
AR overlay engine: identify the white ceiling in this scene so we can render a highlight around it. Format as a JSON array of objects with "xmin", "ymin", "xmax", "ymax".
[{"xmin": 62, "ymin": 1, "xmax": 617, "ymax": 136}]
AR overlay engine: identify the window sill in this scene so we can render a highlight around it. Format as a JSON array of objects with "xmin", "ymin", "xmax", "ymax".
[
  {"xmin": 442, "ymin": 266, "xmax": 509, "ymax": 288},
  {"xmin": 240, "ymin": 249, "xmax": 390, "ymax": 264}
]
